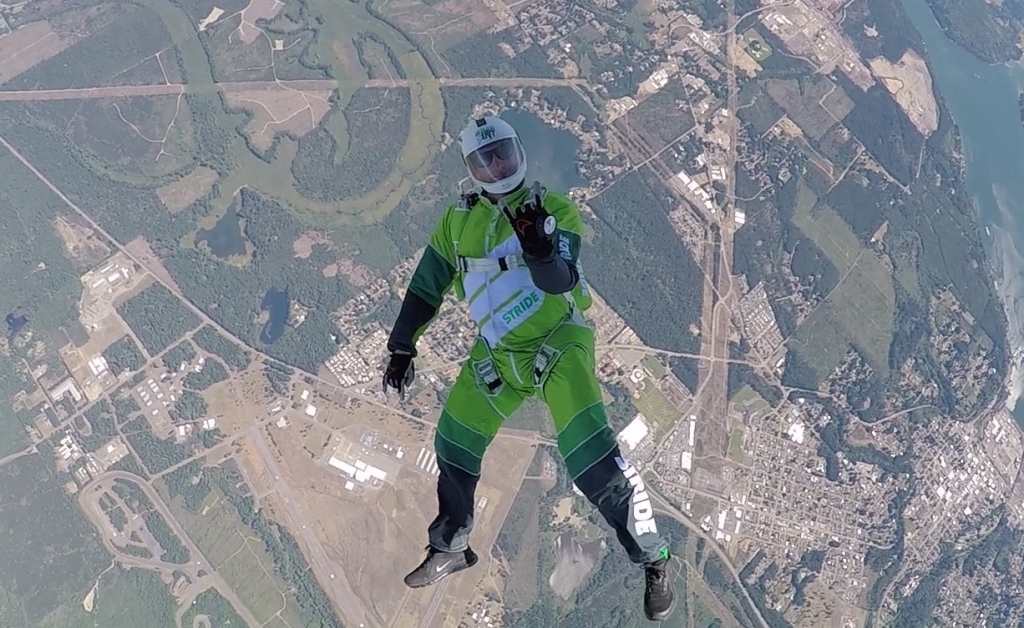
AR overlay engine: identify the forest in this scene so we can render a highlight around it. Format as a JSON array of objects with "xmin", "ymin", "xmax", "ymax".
[
  {"xmin": 586, "ymin": 170, "xmax": 704, "ymax": 355},
  {"xmin": 164, "ymin": 189, "xmax": 353, "ymax": 373},
  {"xmin": 193, "ymin": 326, "xmax": 252, "ymax": 371},
  {"xmin": 291, "ymin": 88, "xmax": 412, "ymax": 202},
  {"xmin": 101, "ymin": 336, "xmax": 146, "ymax": 375},
  {"xmin": 116, "ymin": 283, "xmax": 201, "ymax": 356},
  {"xmin": 442, "ymin": 31, "xmax": 559, "ymax": 80}
]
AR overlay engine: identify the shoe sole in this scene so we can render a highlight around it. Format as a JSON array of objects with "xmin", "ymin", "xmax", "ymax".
[
  {"xmin": 645, "ymin": 593, "xmax": 677, "ymax": 622},
  {"xmin": 404, "ymin": 553, "xmax": 479, "ymax": 589}
]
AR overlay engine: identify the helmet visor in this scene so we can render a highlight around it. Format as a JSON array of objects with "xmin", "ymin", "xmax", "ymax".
[{"xmin": 465, "ymin": 137, "xmax": 525, "ymax": 184}]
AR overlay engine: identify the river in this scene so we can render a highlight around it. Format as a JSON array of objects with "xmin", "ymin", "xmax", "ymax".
[{"xmin": 899, "ymin": 0, "xmax": 1024, "ymax": 421}]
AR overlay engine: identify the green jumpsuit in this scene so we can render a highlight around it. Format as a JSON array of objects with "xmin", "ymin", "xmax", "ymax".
[{"xmin": 388, "ymin": 184, "xmax": 669, "ymax": 565}]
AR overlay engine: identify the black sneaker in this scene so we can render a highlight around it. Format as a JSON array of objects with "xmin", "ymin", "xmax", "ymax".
[
  {"xmin": 644, "ymin": 557, "xmax": 676, "ymax": 621},
  {"xmin": 403, "ymin": 546, "xmax": 479, "ymax": 588}
]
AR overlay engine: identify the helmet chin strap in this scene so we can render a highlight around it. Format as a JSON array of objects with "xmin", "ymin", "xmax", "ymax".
[{"xmin": 482, "ymin": 179, "xmax": 526, "ymax": 202}]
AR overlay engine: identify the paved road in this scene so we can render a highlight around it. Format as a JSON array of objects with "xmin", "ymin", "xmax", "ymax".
[
  {"xmin": 650, "ymin": 491, "xmax": 769, "ymax": 628},
  {"xmin": 82, "ymin": 471, "xmax": 263, "ymax": 628},
  {"xmin": 249, "ymin": 426, "xmax": 368, "ymax": 628},
  {"xmin": 0, "ymin": 77, "xmax": 588, "ymax": 100}
]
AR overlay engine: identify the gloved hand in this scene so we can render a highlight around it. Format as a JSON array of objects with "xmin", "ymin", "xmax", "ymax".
[
  {"xmin": 502, "ymin": 189, "xmax": 556, "ymax": 258},
  {"xmin": 382, "ymin": 351, "xmax": 415, "ymax": 398}
]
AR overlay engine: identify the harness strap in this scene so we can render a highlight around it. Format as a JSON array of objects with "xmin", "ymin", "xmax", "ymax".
[
  {"xmin": 472, "ymin": 354, "xmax": 503, "ymax": 394},
  {"xmin": 456, "ymin": 254, "xmax": 524, "ymax": 273}
]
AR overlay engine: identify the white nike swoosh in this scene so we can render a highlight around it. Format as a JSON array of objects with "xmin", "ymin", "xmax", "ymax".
[{"xmin": 435, "ymin": 561, "xmax": 452, "ymax": 573}]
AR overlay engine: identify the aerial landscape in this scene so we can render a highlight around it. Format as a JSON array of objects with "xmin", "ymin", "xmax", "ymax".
[{"xmin": 3, "ymin": 0, "xmax": 1024, "ymax": 625}]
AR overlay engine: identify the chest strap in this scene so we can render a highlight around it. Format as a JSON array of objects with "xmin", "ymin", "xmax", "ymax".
[{"xmin": 456, "ymin": 254, "xmax": 524, "ymax": 273}]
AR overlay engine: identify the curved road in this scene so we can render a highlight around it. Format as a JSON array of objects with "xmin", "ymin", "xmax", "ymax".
[
  {"xmin": 651, "ymin": 492, "xmax": 768, "ymax": 628},
  {"xmin": 81, "ymin": 471, "xmax": 263, "ymax": 628}
]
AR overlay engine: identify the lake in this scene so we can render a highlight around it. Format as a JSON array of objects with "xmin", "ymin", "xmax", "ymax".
[
  {"xmin": 195, "ymin": 210, "xmax": 247, "ymax": 259},
  {"xmin": 260, "ymin": 288, "xmax": 290, "ymax": 344},
  {"xmin": 502, "ymin": 109, "xmax": 588, "ymax": 193}
]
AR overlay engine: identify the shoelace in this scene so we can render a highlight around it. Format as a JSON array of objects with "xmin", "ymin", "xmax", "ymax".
[{"xmin": 646, "ymin": 567, "xmax": 669, "ymax": 592}]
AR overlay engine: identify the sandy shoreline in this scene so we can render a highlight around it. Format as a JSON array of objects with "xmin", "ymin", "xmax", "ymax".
[{"xmin": 990, "ymin": 185, "xmax": 1024, "ymax": 412}]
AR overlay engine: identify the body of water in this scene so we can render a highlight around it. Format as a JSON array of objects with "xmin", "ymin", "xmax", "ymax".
[
  {"xmin": 195, "ymin": 211, "xmax": 247, "ymax": 259},
  {"xmin": 5, "ymin": 311, "xmax": 27, "ymax": 337},
  {"xmin": 503, "ymin": 110, "xmax": 588, "ymax": 193},
  {"xmin": 899, "ymin": 0, "xmax": 1024, "ymax": 420},
  {"xmin": 260, "ymin": 289, "xmax": 290, "ymax": 344}
]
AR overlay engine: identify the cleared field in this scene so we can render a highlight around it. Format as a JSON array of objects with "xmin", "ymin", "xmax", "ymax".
[
  {"xmin": 51, "ymin": 216, "xmax": 111, "ymax": 268},
  {"xmin": 0, "ymin": 20, "xmax": 73, "ymax": 85},
  {"xmin": 223, "ymin": 86, "xmax": 333, "ymax": 152},
  {"xmin": 157, "ymin": 166, "xmax": 219, "ymax": 213},
  {"xmin": 634, "ymin": 385, "xmax": 682, "ymax": 433},
  {"xmin": 787, "ymin": 176, "xmax": 896, "ymax": 378},
  {"xmin": 867, "ymin": 49, "xmax": 938, "ymax": 136},
  {"xmin": 765, "ymin": 77, "xmax": 846, "ymax": 140},
  {"xmin": 161, "ymin": 480, "xmax": 308, "ymax": 627}
]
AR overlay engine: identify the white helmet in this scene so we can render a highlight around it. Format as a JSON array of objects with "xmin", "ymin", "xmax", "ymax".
[{"xmin": 459, "ymin": 115, "xmax": 527, "ymax": 196}]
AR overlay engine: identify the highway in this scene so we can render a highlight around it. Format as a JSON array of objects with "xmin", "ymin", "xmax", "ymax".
[
  {"xmin": 249, "ymin": 426, "xmax": 369, "ymax": 628},
  {"xmin": 650, "ymin": 491, "xmax": 769, "ymax": 628}
]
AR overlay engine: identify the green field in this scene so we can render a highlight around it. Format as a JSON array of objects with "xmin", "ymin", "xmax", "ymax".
[
  {"xmin": 164, "ymin": 485, "xmax": 309, "ymax": 626},
  {"xmin": 158, "ymin": 459, "xmax": 341, "ymax": 628},
  {"xmin": 727, "ymin": 428, "xmax": 745, "ymax": 463},
  {"xmin": 787, "ymin": 178, "xmax": 896, "ymax": 382},
  {"xmin": 791, "ymin": 180, "xmax": 860, "ymax": 275},
  {"xmin": 742, "ymin": 29, "xmax": 774, "ymax": 62},
  {"xmin": 643, "ymin": 355, "xmax": 667, "ymax": 379},
  {"xmin": 634, "ymin": 384, "xmax": 683, "ymax": 432}
]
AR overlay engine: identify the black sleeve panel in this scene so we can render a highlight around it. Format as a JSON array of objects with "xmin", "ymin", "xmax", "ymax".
[
  {"xmin": 523, "ymin": 248, "xmax": 580, "ymax": 294},
  {"xmin": 387, "ymin": 290, "xmax": 440, "ymax": 357}
]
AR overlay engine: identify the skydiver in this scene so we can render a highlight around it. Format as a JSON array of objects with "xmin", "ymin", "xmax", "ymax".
[{"xmin": 383, "ymin": 115, "xmax": 676, "ymax": 621}]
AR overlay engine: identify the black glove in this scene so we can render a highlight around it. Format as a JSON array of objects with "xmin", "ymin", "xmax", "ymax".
[
  {"xmin": 502, "ymin": 188, "xmax": 556, "ymax": 258},
  {"xmin": 382, "ymin": 351, "xmax": 415, "ymax": 398}
]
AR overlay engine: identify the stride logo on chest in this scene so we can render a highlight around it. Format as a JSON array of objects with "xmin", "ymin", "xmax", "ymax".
[
  {"xmin": 615, "ymin": 455, "xmax": 659, "ymax": 536},
  {"xmin": 501, "ymin": 291, "xmax": 541, "ymax": 325}
]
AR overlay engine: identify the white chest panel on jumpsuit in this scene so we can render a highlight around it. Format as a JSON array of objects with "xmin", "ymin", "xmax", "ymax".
[{"xmin": 459, "ymin": 229, "xmax": 546, "ymax": 347}]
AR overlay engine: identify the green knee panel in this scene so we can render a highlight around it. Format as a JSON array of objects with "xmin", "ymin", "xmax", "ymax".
[
  {"xmin": 533, "ymin": 321, "xmax": 617, "ymax": 480},
  {"xmin": 434, "ymin": 317, "xmax": 615, "ymax": 480}
]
